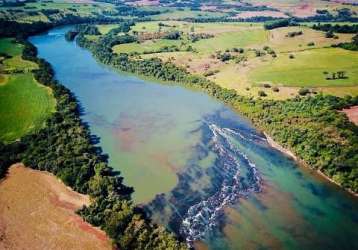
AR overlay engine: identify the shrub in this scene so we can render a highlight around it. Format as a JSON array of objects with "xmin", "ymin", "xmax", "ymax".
[
  {"xmin": 298, "ymin": 88, "xmax": 310, "ymax": 96},
  {"xmin": 263, "ymin": 83, "xmax": 271, "ymax": 88},
  {"xmin": 272, "ymin": 87, "xmax": 279, "ymax": 92},
  {"xmin": 258, "ymin": 90, "xmax": 267, "ymax": 97}
]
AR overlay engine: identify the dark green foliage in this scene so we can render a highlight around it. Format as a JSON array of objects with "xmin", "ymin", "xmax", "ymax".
[
  {"xmin": 272, "ymin": 87, "xmax": 279, "ymax": 92},
  {"xmin": 65, "ymin": 31, "xmax": 79, "ymax": 41},
  {"xmin": 334, "ymin": 34, "xmax": 358, "ymax": 51},
  {"xmin": 286, "ymin": 31, "xmax": 303, "ymax": 37},
  {"xmin": 298, "ymin": 88, "xmax": 310, "ymax": 96},
  {"xmin": 325, "ymin": 30, "xmax": 335, "ymax": 38},
  {"xmin": 264, "ymin": 19, "xmax": 297, "ymax": 30},
  {"xmin": 312, "ymin": 23, "xmax": 358, "ymax": 34},
  {"xmin": 163, "ymin": 31, "xmax": 181, "ymax": 40},
  {"xmin": 76, "ymin": 24, "xmax": 101, "ymax": 35},
  {"xmin": 188, "ymin": 33, "xmax": 214, "ymax": 42}
]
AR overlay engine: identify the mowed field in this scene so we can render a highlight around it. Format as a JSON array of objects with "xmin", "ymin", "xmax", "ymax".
[
  {"xmin": 0, "ymin": 38, "xmax": 55, "ymax": 142},
  {"xmin": 109, "ymin": 21, "xmax": 358, "ymax": 99},
  {"xmin": 0, "ymin": 164, "xmax": 112, "ymax": 250}
]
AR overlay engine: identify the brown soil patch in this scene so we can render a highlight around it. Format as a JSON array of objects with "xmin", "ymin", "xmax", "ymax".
[
  {"xmin": 341, "ymin": 106, "xmax": 358, "ymax": 126},
  {"xmin": 293, "ymin": 3, "xmax": 316, "ymax": 17},
  {"xmin": 0, "ymin": 164, "xmax": 112, "ymax": 250}
]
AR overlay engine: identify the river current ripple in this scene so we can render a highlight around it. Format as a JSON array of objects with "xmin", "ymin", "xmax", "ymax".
[{"xmin": 180, "ymin": 123, "xmax": 262, "ymax": 247}]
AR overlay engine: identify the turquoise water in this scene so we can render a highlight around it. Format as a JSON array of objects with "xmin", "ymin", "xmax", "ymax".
[{"xmin": 30, "ymin": 27, "xmax": 358, "ymax": 249}]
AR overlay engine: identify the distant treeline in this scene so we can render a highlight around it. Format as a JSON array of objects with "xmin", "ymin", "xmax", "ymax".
[
  {"xmin": 312, "ymin": 23, "xmax": 358, "ymax": 33},
  {"xmin": 0, "ymin": 38, "xmax": 187, "ymax": 250},
  {"xmin": 0, "ymin": 14, "xmax": 130, "ymax": 38},
  {"xmin": 264, "ymin": 19, "xmax": 298, "ymax": 30},
  {"xmin": 75, "ymin": 23, "xmax": 358, "ymax": 193}
]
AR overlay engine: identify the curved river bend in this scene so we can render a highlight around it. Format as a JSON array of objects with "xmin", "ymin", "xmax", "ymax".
[{"xmin": 30, "ymin": 27, "xmax": 358, "ymax": 250}]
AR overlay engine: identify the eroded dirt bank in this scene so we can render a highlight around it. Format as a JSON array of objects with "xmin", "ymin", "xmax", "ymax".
[{"xmin": 0, "ymin": 164, "xmax": 113, "ymax": 250}]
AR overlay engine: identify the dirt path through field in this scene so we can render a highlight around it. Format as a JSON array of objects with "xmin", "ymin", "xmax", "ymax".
[{"xmin": 0, "ymin": 164, "xmax": 112, "ymax": 250}]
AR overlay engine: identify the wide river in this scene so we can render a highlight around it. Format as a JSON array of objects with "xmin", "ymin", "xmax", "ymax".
[{"xmin": 30, "ymin": 27, "xmax": 358, "ymax": 249}]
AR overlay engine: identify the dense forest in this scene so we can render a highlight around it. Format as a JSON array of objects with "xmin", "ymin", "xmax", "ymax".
[
  {"xmin": 74, "ymin": 23, "xmax": 358, "ymax": 193},
  {"xmin": 0, "ymin": 39, "xmax": 187, "ymax": 250}
]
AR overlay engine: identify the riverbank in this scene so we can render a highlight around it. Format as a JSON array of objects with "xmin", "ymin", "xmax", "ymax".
[
  {"xmin": 264, "ymin": 132, "xmax": 358, "ymax": 197},
  {"xmin": 264, "ymin": 132, "xmax": 297, "ymax": 161}
]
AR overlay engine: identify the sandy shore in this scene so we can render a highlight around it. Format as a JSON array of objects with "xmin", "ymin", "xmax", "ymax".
[
  {"xmin": 264, "ymin": 132, "xmax": 297, "ymax": 161},
  {"xmin": 264, "ymin": 133, "xmax": 357, "ymax": 197}
]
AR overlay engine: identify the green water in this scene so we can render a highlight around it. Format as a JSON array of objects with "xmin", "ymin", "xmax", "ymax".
[{"xmin": 30, "ymin": 27, "xmax": 358, "ymax": 250}]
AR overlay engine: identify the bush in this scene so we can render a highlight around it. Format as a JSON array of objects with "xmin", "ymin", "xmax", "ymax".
[
  {"xmin": 258, "ymin": 90, "xmax": 267, "ymax": 97},
  {"xmin": 263, "ymin": 83, "xmax": 271, "ymax": 88},
  {"xmin": 289, "ymin": 54, "xmax": 295, "ymax": 59},
  {"xmin": 272, "ymin": 87, "xmax": 279, "ymax": 92},
  {"xmin": 298, "ymin": 88, "xmax": 310, "ymax": 96}
]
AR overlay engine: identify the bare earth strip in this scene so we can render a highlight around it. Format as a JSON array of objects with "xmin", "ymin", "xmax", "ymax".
[
  {"xmin": 341, "ymin": 106, "xmax": 358, "ymax": 126},
  {"xmin": 0, "ymin": 164, "xmax": 113, "ymax": 250}
]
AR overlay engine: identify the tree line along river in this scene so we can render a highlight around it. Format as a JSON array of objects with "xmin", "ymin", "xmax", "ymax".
[{"xmin": 30, "ymin": 26, "xmax": 358, "ymax": 250}]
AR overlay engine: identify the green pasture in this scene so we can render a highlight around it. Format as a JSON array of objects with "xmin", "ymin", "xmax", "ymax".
[
  {"xmin": 248, "ymin": 48, "xmax": 358, "ymax": 87},
  {"xmin": 113, "ymin": 39, "xmax": 183, "ymax": 54},
  {"xmin": 0, "ymin": 73, "xmax": 55, "ymax": 143},
  {"xmin": 0, "ymin": 38, "xmax": 22, "ymax": 56},
  {"xmin": 192, "ymin": 28, "xmax": 268, "ymax": 53},
  {"xmin": 151, "ymin": 9, "xmax": 228, "ymax": 20}
]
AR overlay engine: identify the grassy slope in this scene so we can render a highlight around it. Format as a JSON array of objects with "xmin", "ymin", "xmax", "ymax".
[
  {"xmin": 0, "ymin": 73, "xmax": 55, "ymax": 142},
  {"xmin": 0, "ymin": 38, "xmax": 23, "ymax": 56},
  {"xmin": 249, "ymin": 48, "xmax": 358, "ymax": 87},
  {"xmin": 0, "ymin": 38, "xmax": 55, "ymax": 143},
  {"xmin": 151, "ymin": 9, "xmax": 228, "ymax": 20},
  {"xmin": 113, "ymin": 39, "xmax": 182, "ymax": 54},
  {"xmin": 119, "ymin": 22, "xmax": 357, "ymax": 99}
]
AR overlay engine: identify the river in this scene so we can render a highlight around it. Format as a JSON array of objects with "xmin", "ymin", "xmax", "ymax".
[{"xmin": 30, "ymin": 26, "xmax": 358, "ymax": 250}]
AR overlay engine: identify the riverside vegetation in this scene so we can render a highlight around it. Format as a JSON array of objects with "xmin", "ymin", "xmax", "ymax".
[{"xmin": 74, "ymin": 22, "xmax": 358, "ymax": 193}]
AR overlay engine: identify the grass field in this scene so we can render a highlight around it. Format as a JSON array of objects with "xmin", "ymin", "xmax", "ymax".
[
  {"xmin": 111, "ymin": 21, "xmax": 357, "ymax": 99},
  {"xmin": 3, "ymin": 55, "xmax": 38, "ymax": 72},
  {"xmin": 268, "ymin": 26, "xmax": 354, "ymax": 53},
  {"xmin": 151, "ymin": 9, "xmax": 228, "ymax": 20},
  {"xmin": 248, "ymin": 48, "xmax": 358, "ymax": 87},
  {"xmin": 192, "ymin": 28, "xmax": 268, "ymax": 53},
  {"xmin": 0, "ymin": 73, "xmax": 55, "ymax": 142},
  {"xmin": 0, "ymin": 38, "xmax": 56, "ymax": 142},
  {"xmin": 113, "ymin": 39, "xmax": 183, "ymax": 54},
  {"xmin": 0, "ymin": 38, "xmax": 23, "ymax": 56}
]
